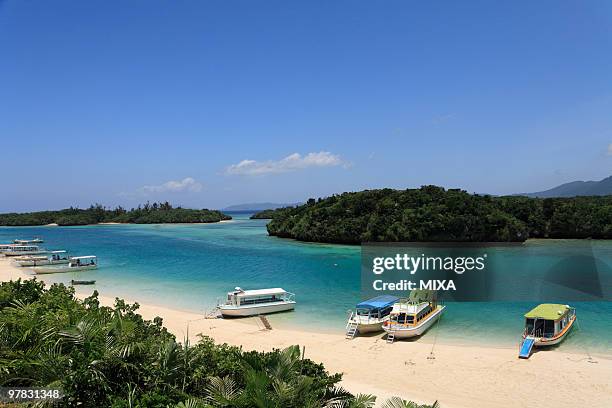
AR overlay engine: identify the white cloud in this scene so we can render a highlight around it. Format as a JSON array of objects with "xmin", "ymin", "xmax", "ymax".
[
  {"xmin": 138, "ymin": 177, "xmax": 203, "ymax": 194},
  {"xmin": 607, "ymin": 143, "xmax": 612, "ymax": 156},
  {"xmin": 225, "ymin": 151, "xmax": 346, "ymax": 176}
]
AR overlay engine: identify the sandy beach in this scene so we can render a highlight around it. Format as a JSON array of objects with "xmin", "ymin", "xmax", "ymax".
[{"xmin": 1, "ymin": 256, "xmax": 611, "ymax": 408}]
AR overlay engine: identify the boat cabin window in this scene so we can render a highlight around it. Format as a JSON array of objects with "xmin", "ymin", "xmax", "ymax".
[
  {"xmin": 417, "ymin": 305, "xmax": 432, "ymax": 322},
  {"xmin": 543, "ymin": 320, "xmax": 555, "ymax": 337},
  {"xmin": 357, "ymin": 305, "xmax": 393, "ymax": 318},
  {"xmin": 526, "ymin": 318, "xmax": 535, "ymax": 333},
  {"xmin": 526, "ymin": 318, "xmax": 556, "ymax": 337},
  {"xmin": 356, "ymin": 308, "xmax": 372, "ymax": 316},
  {"xmin": 239, "ymin": 295, "xmax": 283, "ymax": 306},
  {"xmin": 393, "ymin": 313, "xmax": 414, "ymax": 324}
]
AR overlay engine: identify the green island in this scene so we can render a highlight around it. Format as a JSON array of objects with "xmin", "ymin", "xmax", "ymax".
[
  {"xmin": 0, "ymin": 279, "xmax": 436, "ymax": 408},
  {"xmin": 249, "ymin": 209, "xmax": 279, "ymax": 219},
  {"xmin": 258, "ymin": 186, "xmax": 612, "ymax": 244},
  {"xmin": 0, "ymin": 202, "xmax": 231, "ymax": 226}
]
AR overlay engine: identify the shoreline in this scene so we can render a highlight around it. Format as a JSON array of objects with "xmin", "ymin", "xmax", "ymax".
[
  {"xmin": 1, "ymin": 219, "xmax": 233, "ymax": 227},
  {"xmin": 1, "ymin": 257, "xmax": 611, "ymax": 407}
]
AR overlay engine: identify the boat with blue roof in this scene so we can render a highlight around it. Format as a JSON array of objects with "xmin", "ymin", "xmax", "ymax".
[{"xmin": 345, "ymin": 295, "xmax": 399, "ymax": 338}]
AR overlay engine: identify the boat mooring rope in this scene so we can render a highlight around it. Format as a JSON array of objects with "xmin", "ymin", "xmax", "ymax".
[{"xmin": 428, "ymin": 311, "xmax": 443, "ymax": 360}]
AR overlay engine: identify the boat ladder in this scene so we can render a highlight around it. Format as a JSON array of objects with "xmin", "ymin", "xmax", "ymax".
[
  {"xmin": 345, "ymin": 321, "xmax": 358, "ymax": 339},
  {"xmin": 258, "ymin": 315, "xmax": 272, "ymax": 330},
  {"xmin": 386, "ymin": 332, "xmax": 395, "ymax": 344}
]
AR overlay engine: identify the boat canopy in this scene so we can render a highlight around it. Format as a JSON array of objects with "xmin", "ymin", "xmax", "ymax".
[
  {"xmin": 71, "ymin": 256, "xmax": 97, "ymax": 260},
  {"xmin": 409, "ymin": 289, "xmax": 437, "ymax": 303},
  {"xmin": 234, "ymin": 288, "xmax": 287, "ymax": 297},
  {"xmin": 525, "ymin": 304, "xmax": 570, "ymax": 321},
  {"xmin": 356, "ymin": 295, "xmax": 399, "ymax": 310}
]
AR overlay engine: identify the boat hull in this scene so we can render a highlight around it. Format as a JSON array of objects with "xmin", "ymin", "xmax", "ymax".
[
  {"xmin": 356, "ymin": 321, "xmax": 385, "ymax": 333},
  {"xmin": 347, "ymin": 316, "xmax": 389, "ymax": 334},
  {"xmin": 32, "ymin": 265, "xmax": 97, "ymax": 274},
  {"xmin": 4, "ymin": 251, "xmax": 47, "ymax": 257},
  {"xmin": 219, "ymin": 301, "xmax": 295, "ymax": 317},
  {"xmin": 383, "ymin": 305, "xmax": 445, "ymax": 339}
]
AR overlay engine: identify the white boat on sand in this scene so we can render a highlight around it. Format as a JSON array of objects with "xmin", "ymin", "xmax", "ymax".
[
  {"xmin": 382, "ymin": 290, "xmax": 445, "ymax": 341},
  {"xmin": 345, "ymin": 295, "xmax": 399, "ymax": 339},
  {"xmin": 33, "ymin": 256, "xmax": 98, "ymax": 274},
  {"xmin": 14, "ymin": 238, "xmax": 44, "ymax": 244},
  {"xmin": 15, "ymin": 250, "xmax": 70, "ymax": 267},
  {"xmin": 218, "ymin": 287, "xmax": 296, "ymax": 317}
]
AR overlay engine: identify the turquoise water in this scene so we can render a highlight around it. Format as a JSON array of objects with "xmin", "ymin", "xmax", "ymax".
[{"xmin": 1, "ymin": 215, "xmax": 611, "ymax": 354}]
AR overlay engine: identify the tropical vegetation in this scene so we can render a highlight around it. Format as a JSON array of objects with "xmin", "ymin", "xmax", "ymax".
[
  {"xmin": 249, "ymin": 209, "xmax": 279, "ymax": 219},
  {"xmin": 0, "ymin": 202, "xmax": 231, "ymax": 226},
  {"xmin": 259, "ymin": 186, "xmax": 612, "ymax": 244},
  {"xmin": 0, "ymin": 279, "xmax": 438, "ymax": 408}
]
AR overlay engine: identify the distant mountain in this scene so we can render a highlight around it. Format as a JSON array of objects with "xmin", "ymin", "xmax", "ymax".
[
  {"xmin": 222, "ymin": 202, "xmax": 300, "ymax": 212},
  {"xmin": 520, "ymin": 176, "xmax": 612, "ymax": 198}
]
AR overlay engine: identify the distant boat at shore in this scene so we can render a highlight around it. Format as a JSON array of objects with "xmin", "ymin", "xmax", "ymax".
[
  {"xmin": 15, "ymin": 250, "xmax": 69, "ymax": 267},
  {"xmin": 518, "ymin": 304, "xmax": 576, "ymax": 359},
  {"xmin": 33, "ymin": 255, "xmax": 98, "ymax": 274},
  {"xmin": 71, "ymin": 279, "xmax": 96, "ymax": 285},
  {"xmin": 218, "ymin": 287, "xmax": 296, "ymax": 317},
  {"xmin": 382, "ymin": 290, "xmax": 445, "ymax": 342},
  {"xmin": 14, "ymin": 238, "xmax": 44, "ymax": 244},
  {"xmin": 2, "ymin": 245, "xmax": 48, "ymax": 257},
  {"xmin": 345, "ymin": 295, "xmax": 399, "ymax": 339}
]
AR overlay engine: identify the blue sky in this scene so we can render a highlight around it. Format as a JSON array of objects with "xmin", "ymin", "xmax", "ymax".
[{"xmin": 1, "ymin": 0, "xmax": 611, "ymax": 211}]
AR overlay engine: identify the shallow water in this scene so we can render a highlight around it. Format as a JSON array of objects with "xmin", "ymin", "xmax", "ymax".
[{"xmin": 1, "ymin": 215, "xmax": 611, "ymax": 354}]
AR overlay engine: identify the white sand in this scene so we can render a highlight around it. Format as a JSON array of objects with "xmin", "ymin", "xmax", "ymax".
[{"xmin": 1, "ymin": 256, "xmax": 611, "ymax": 407}]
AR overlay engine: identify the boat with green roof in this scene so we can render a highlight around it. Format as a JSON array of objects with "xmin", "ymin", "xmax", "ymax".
[{"xmin": 519, "ymin": 303, "xmax": 576, "ymax": 359}]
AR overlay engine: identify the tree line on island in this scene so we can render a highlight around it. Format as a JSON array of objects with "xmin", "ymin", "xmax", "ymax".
[
  {"xmin": 0, "ymin": 279, "xmax": 437, "ymax": 408},
  {"xmin": 254, "ymin": 186, "xmax": 612, "ymax": 244},
  {"xmin": 0, "ymin": 202, "xmax": 231, "ymax": 226}
]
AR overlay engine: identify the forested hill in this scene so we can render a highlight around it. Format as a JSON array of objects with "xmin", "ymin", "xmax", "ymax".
[
  {"xmin": 0, "ymin": 202, "xmax": 231, "ymax": 226},
  {"xmin": 260, "ymin": 186, "xmax": 612, "ymax": 244},
  {"xmin": 250, "ymin": 208, "xmax": 282, "ymax": 219}
]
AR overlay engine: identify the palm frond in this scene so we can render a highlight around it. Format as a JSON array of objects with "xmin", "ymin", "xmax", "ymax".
[{"xmin": 204, "ymin": 376, "xmax": 241, "ymax": 406}]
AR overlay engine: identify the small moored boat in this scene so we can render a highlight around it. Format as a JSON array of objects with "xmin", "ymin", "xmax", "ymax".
[
  {"xmin": 0, "ymin": 244, "xmax": 17, "ymax": 252},
  {"xmin": 218, "ymin": 287, "xmax": 296, "ymax": 317},
  {"xmin": 15, "ymin": 250, "xmax": 69, "ymax": 267},
  {"xmin": 382, "ymin": 290, "xmax": 445, "ymax": 342},
  {"xmin": 71, "ymin": 279, "xmax": 96, "ymax": 285},
  {"xmin": 3, "ymin": 245, "xmax": 48, "ymax": 257},
  {"xmin": 518, "ymin": 304, "xmax": 576, "ymax": 359},
  {"xmin": 345, "ymin": 295, "xmax": 399, "ymax": 339},
  {"xmin": 32, "ymin": 256, "xmax": 98, "ymax": 274},
  {"xmin": 14, "ymin": 238, "xmax": 44, "ymax": 244}
]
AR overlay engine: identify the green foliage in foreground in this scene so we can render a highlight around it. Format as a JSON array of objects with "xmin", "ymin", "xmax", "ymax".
[
  {"xmin": 0, "ymin": 280, "xmax": 438, "ymax": 408},
  {"xmin": 263, "ymin": 186, "xmax": 612, "ymax": 244},
  {"xmin": 0, "ymin": 202, "xmax": 231, "ymax": 226}
]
